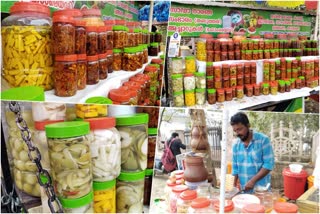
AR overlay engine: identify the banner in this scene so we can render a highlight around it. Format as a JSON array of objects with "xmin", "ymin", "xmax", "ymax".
[{"xmin": 168, "ymin": 2, "xmax": 313, "ymax": 37}]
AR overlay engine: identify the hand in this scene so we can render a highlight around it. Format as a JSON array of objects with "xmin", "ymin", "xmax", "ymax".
[{"xmin": 244, "ymin": 180, "xmax": 255, "ymax": 191}]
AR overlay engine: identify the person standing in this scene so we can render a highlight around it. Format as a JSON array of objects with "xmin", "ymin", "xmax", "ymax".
[
  {"xmin": 167, "ymin": 132, "xmax": 186, "ymax": 157},
  {"xmin": 230, "ymin": 112, "xmax": 275, "ymax": 193}
]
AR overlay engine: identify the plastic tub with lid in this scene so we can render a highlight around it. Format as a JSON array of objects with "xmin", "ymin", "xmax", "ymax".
[
  {"xmin": 52, "ymin": 15, "xmax": 75, "ymax": 55},
  {"xmin": 169, "ymin": 185, "xmax": 189, "ymax": 213},
  {"xmin": 177, "ymin": 190, "xmax": 197, "ymax": 213},
  {"xmin": 282, "ymin": 167, "xmax": 307, "ymax": 200},
  {"xmin": 187, "ymin": 197, "xmax": 212, "ymax": 213},
  {"xmin": 241, "ymin": 203, "xmax": 265, "ymax": 214},
  {"xmin": 213, "ymin": 199, "xmax": 235, "ymax": 213},
  {"xmin": 272, "ymin": 202, "xmax": 298, "ymax": 213},
  {"xmin": 93, "ymin": 179, "xmax": 116, "ymax": 213}
]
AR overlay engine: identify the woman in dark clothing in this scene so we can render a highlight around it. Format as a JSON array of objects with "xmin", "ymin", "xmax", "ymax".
[{"xmin": 167, "ymin": 132, "xmax": 186, "ymax": 157}]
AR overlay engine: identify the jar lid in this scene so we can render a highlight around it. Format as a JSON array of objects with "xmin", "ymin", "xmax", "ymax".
[
  {"xmin": 195, "ymin": 88, "xmax": 205, "ymax": 93},
  {"xmin": 119, "ymin": 86, "xmax": 138, "ymax": 97},
  {"xmin": 184, "ymin": 89, "xmax": 195, "ymax": 93},
  {"xmin": 236, "ymin": 85, "xmax": 244, "ymax": 89},
  {"xmin": 150, "ymin": 42, "xmax": 159, "ymax": 47},
  {"xmin": 160, "ymin": 54, "xmax": 165, "ymax": 59},
  {"xmin": 136, "ymin": 73, "xmax": 150, "ymax": 81},
  {"xmin": 112, "ymin": 25, "xmax": 125, "ymax": 31},
  {"xmin": 1, "ymin": 86, "xmax": 44, "ymax": 101},
  {"xmin": 262, "ymin": 83, "xmax": 270, "ymax": 87},
  {"xmin": 35, "ymin": 120, "xmax": 64, "ymax": 131},
  {"xmin": 242, "ymin": 203, "xmax": 265, "ymax": 213},
  {"xmin": 207, "ymin": 89, "xmax": 216, "ymax": 94},
  {"xmin": 171, "ymin": 74, "xmax": 183, "ymax": 79},
  {"xmin": 98, "ymin": 26, "xmax": 108, "ymax": 32},
  {"xmin": 166, "ymin": 179, "xmax": 176, "ymax": 187},
  {"xmin": 185, "ymin": 56, "xmax": 195, "ymax": 60},
  {"xmin": 115, "ymin": 20, "xmax": 126, "ymax": 25},
  {"xmin": 206, "ymin": 62, "xmax": 213, "ymax": 66},
  {"xmin": 123, "ymin": 47, "xmax": 136, "ymax": 54},
  {"xmin": 148, "ymin": 128, "xmax": 158, "ymax": 135},
  {"xmin": 225, "ymin": 88, "xmax": 233, "ymax": 92},
  {"xmin": 184, "ymin": 73, "xmax": 194, "ymax": 77},
  {"xmin": 87, "ymin": 55, "xmax": 99, "ymax": 62},
  {"xmin": 126, "ymin": 21, "xmax": 135, "ymax": 27},
  {"xmin": 180, "ymin": 190, "xmax": 197, "ymax": 201},
  {"xmin": 104, "ymin": 20, "xmax": 115, "ymax": 25},
  {"xmin": 59, "ymin": 191, "xmax": 93, "ymax": 209},
  {"xmin": 217, "ymin": 88, "xmax": 225, "ymax": 93},
  {"xmin": 282, "ymin": 167, "xmax": 308, "ymax": 177},
  {"xmin": 81, "ymin": 8, "xmax": 101, "ymax": 16},
  {"xmin": 134, "ymin": 28, "xmax": 141, "ymax": 33},
  {"xmin": 113, "ymin": 48, "xmax": 122, "ymax": 54},
  {"xmin": 55, "ymin": 54, "xmax": 78, "ymax": 62},
  {"xmin": 116, "ymin": 113, "xmax": 148, "ymax": 125},
  {"xmin": 144, "ymin": 66, "xmax": 158, "ymax": 73},
  {"xmin": 149, "ymin": 64, "xmax": 160, "ymax": 69},
  {"xmin": 98, "ymin": 53, "xmax": 108, "ymax": 59},
  {"xmin": 86, "ymin": 26, "xmax": 98, "ymax": 32},
  {"xmin": 10, "ymin": 2, "xmax": 50, "ymax": 16},
  {"xmin": 213, "ymin": 200, "xmax": 234, "ymax": 212},
  {"xmin": 52, "ymin": 15, "xmax": 75, "ymax": 24},
  {"xmin": 172, "ymin": 185, "xmax": 188, "ymax": 193},
  {"xmin": 173, "ymin": 91, "xmax": 184, "ymax": 96},
  {"xmin": 199, "ymin": 34, "xmax": 213, "ymax": 39},
  {"xmin": 206, "ymin": 76, "xmax": 214, "ymax": 79},
  {"xmin": 117, "ymin": 170, "xmax": 145, "ymax": 181},
  {"xmin": 75, "ymin": 20, "xmax": 86, "ymax": 27},
  {"xmin": 145, "ymin": 169, "xmax": 154, "ymax": 176},
  {"xmin": 223, "ymin": 76, "xmax": 230, "ymax": 80},
  {"xmin": 93, "ymin": 179, "xmax": 116, "ymax": 191},
  {"xmin": 274, "ymin": 202, "xmax": 298, "ymax": 213},
  {"xmin": 108, "ymin": 89, "xmax": 131, "ymax": 102},
  {"xmin": 123, "ymin": 81, "xmax": 141, "ymax": 89},
  {"xmin": 53, "ymin": 9, "xmax": 83, "ymax": 18},
  {"xmin": 84, "ymin": 117, "xmax": 115, "ymax": 130},
  {"xmin": 151, "ymin": 58, "xmax": 163, "ymax": 64},
  {"xmin": 194, "ymin": 72, "xmax": 205, "ymax": 77},
  {"xmin": 172, "ymin": 57, "xmax": 182, "ymax": 61},
  {"xmin": 191, "ymin": 197, "xmax": 211, "ymax": 208},
  {"xmin": 245, "ymin": 84, "xmax": 253, "ymax": 89},
  {"xmin": 106, "ymin": 50, "xmax": 113, "ymax": 55},
  {"xmin": 45, "ymin": 121, "xmax": 90, "ymax": 138},
  {"xmin": 85, "ymin": 96, "xmax": 113, "ymax": 104}
]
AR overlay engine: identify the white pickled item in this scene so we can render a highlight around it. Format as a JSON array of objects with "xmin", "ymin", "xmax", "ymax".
[
  {"xmin": 13, "ymin": 167, "xmax": 40, "ymax": 197},
  {"xmin": 171, "ymin": 74, "xmax": 183, "ymax": 93},
  {"xmin": 32, "ymin": 102, "xmax": 66, "ymax": 122},
  {"xmin": 171, "ymin": 57, "xmax": 183, "ymax": 74},
  {"xmin": 173, "ymin": 91, "xmax": 184, "ymax": 107},
  {"xmin": 195, "ymin": 74, "xmax": 206, "ymax": 89},
  {"xmin": 196, "ymin": 89, "xmax": 206, "ymax": 105},
  {"xmin": 184, "ymin": 74, "xmax": 196, "ymax": 90}
]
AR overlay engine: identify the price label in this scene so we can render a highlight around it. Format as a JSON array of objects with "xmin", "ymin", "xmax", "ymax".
[{"xmin": 168, "ymin": 32, "xmax": 181, "ymax": 57}]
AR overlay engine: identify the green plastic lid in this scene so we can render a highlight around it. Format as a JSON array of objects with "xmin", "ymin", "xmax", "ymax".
[
  {"xmin": 113, "ymin": 48, "xmax": 122, "ymax": 53},
  {"xmin": 134, "ymin": 28, "xmax": 141, "ymax": 33},
  {"xmin": 45, "ymin": 121, "xmax": 90, "ymax": 138},
  {"xmin": 113, "ymin": 25, "xmax": 124, "ymax": 31},
  {"xmin": 117, "ymin": 170, "xmax": 145, "ymax": 181},
  {"xmin": 196, "ymin": 88, "xmax": 205, "ymax": 93},
  {"xmin": 150, "ymin": 64, "xmax": 160, "ymax": 68},
  {"xmin": 150, "ymin": 86, "xmax": 156, "ymax": 91},
  {"xmin": 184, "ymin": 90, "xmax": 195, "ymax": 93},
  {"xmin": 206, "ymin": 62, "xmax": 213, "ymax": 66},
  {"xmin": 262, "ymin": 83, "xmax": 269, "ymax": 87},
  {"xmin": 85, "ymin": 96, "xmax": 113, "ymax": 104},
  {"xmin": 171, "ymin": 74, "xmax": 183, "ymax": 79},
  {"xmin": 93, "ymin": 179, "xmax": 116, "ymax": 191},
  {"xmin": 286, "ymin": 59, "xmax": 292, "ymax": 62},
  {"xmin": 173, "ymin": 91, "xmax": 184, "ymax": 96},
  {"xmin": 278, "ymin": 80, "xmax": 285, "ymax": 86},
  {"xmin": 206, "ymin": 76, "xmax": 214, "ymax": 79},
  {"xmin": 275, "ymin": 60, "xmax": 280, "ymax": 64},
  {"xmin": 285, "ymin": 81, "xmax": 291, "ymax": 85},
  {"xmin": 290, "ymin": 78, "xmax": 296, "ymax": 82},
  {"xmin": 160, "ymin": 54, "xmax": 164, "ymax": 59},
  {"xmin": 207, "ymin": 89, "xmax": 216, "ymax": 94},
  {"xmin": 299, "ymin": 76, "xmax": 305, "ymax": 80},
  {"xmin": 246, "ymin": 50, "xmax": 252, "ymax": 53},
  {"xmin": 194, "ymin": 72, "xmax": 205, "ymax": 77},
  {"xmin": 124, "ymin": 47, "xmax": 136, "ymax": 54},
  {"xmin": 150, "ymin": 42, "xmax": 159, "ymax": 47},
  {"xmin": 148, "ymin": 128, "xmax": 158, "ymax": 135},
  {"xmin": 264, "ymin": 49, "xmax": 270, "ymax": 52},
  {"xmin": 145, "ymin": 169, "xmax": 153, "ymax": 176},
  {"xmin": 172, "ymin": 57, "xmax": 182, "ymax": 61},
  {"xmin": 142, "ymin": 29, "xmax": 149, "ymax": 34},
  {"xmin": 185, "ymin": 56, "xmax": 195, "ymax": 60},
  {"xmin": 1, "ymin": 86, "xmax": 44, "ymax": 101},
  {"xmin": 59, "ymin": 191, "xmax": 93, "ymax": 209},
  {"xmin": 116, "ymin": 113, "xmax": 148, "ymax": 126},
  {"xmin": 292, "ymin": 69, "xmax": 298, "ymax": 72}
]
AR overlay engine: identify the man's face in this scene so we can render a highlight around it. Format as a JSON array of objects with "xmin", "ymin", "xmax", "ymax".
[{"xmin": 232, "ymin": 123, "xmax": 250, "ymax": 142}]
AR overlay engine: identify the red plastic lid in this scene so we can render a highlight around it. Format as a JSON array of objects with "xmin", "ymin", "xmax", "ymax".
[
  {"xmin": 242, "ymin": 203, "xmax": 265, "ymax": 213},
  {"xmin": 175, "ymin": 174, "xmax": 184, "ymax": 180},
  {"xmin": 217, "ymin": 34, "xmax": 230, "ymax": 38},
  {"xmin": 225, "ymin": 88, "xmax": 232, "ymax": 92},
  {"xmin": 108, "ymin": 89, "xmax": 130, "ymax": 102},
  {"xmin": 98, "ymin": 53, "xmax": 107, "ymax": 60},
  {"xmin": 237, "ymin": 74, "xmax": 243, "ymax": 78},
  {"xmin": 98, "ymin": 26, "xmax": 108, "ymax": 32},
  {"xmin": 105, "ymin": 26, "xmax": 113, "ymax": 31},
  {"xmin": 191, "ymin": 198, "xmax": 211, "ymax": 209},
  {"xmin": 53, "ymin": 9, "xmax": 83, "ymax": 18},
  {"xmin": 52, "ymin": 15, "xmax": 74, "ymax": 24},
  {"xmin": 75, "ymin": 20, "xmax": 86, "ymax": 27},
  {"xmin": 282, "ymin": 167, "xmax": 308, "ymax": 177},
  {"xmin": 77, "ymin": 54, "xmax": 87, "ymax": 61},
  {"xmin": 151, "ymin": 59, "xmax": 163, "ymax": 64},
  {"xmin": 123, "ymin": 81, "xmax": 141, "ymax": 89},
  {"xmin": 86, "ymin": 26, "xmax": 98, "ymax": 32},
  {"xmin": 180, "ymin": 190, "xmax": 197, "ymax": 201},
  {"xmin": 251, "ymin": 73, "xmax": 257, "ymax": 77},
  {"xmin": 222, "ymin": 64, "xmax": 230, "ymax": 68},
  {"xmin": 104, "ymin": 20, "xmax": 115, "ymax": 25},
  {"xmin": 251, "ymin": 62, "xmax": 256, "ymax": 66},
  {"xmin": 87, "ymin": 55, "xmax": 99, "ymax": 62},
  {"xmin": 35, "ymin": 120, "xmax": 64, "ymax": 131},
  {"xmin": 106, "ymin": 50, "xmax": 113, "ymax": 55},
  {"xmin": 277, "ymin": 34, "xmax": 287, "ymax": 39},
  {"xmin": 172, "ymin": 185, "xmax": 188, "ymax": 193},
  {"xmin": 199, "ymin": 34, "xmax": 213, "ymax": 39},
  {"xmin": 223, "ymin": 76, "xmax": 230, "ymax": 80},
  {"xmin": 81, "ymin": 8, "xmax": 101, "ymax": 16},
  {"xmin": 84, "ymin": 117, "xmax": 115, "ymax": 130},
  {"xmin": 230, "ymin": 64, "xmax": 237, "ymax": 68},
  {"xmin": 264, "ymin": 33, "xmax": 274, "ymax": 39},
  {"xmin": 250, "ymin": 35, "xmax": 261, "ymax": 39},
  {"xmin": 55, "ymin": 54, "xmax": 77, "ymax": 62},
  {"xmin": 213, "ymin": 200, "xmax": 234, "ymax": 212},
  {"xmin": 184, "ymin": 73, "xmax": 194, "ymax": 77},
  {"xmin": 144, "ymin": 66, "xmax": 157, "ymax": 73},
  {"xmin": 119, "ymin": 86, "xmax": 138, "ymax": 97},
  {"xmin": 274, "ymin": 202, "xmax": 298, "ymax": 213},
  {"xmin": 217, "ymin": 89, "xmax": 225, "ymax": 94},
  {"xmin": 174, "ymin": 170, "xmax": 184, "ymax": 175},
  {"xmin": 10, "ymin": 2, "xmax": 50, "ymax": 16},
  {"xmin": 126, "ymin": 21, "xmax": 135, "ymax": 26},
  {"xmin": 136, "ymin": 73, "xmax": 150, "ymax": 81},
  {"xmin": 245, "ymin": 84, "xmax": 253, "ymax": 89},
  {"xmin": 115, "ymin": 20, "xmax": 126, "ymax": 25},
  {"xmin": 129, "ymin": 76, "xmax": 145, "ymax": 85},
  {"xmin": 166, "ymin": 179, "xmax": 176, "ymax": 187},
  {"xmin": 236, "ymin": 85, "xmax": 244, "ymax": 90}
]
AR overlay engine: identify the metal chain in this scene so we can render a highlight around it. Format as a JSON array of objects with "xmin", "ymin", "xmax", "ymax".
[{"xmin": 9, "ymin": 101, "xmax": 63, "ymax": 213}]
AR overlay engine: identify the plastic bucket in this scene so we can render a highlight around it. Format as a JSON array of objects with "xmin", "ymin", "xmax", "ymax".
[{"xmin": 282, "ymin": 168, "xmax": 307, "ymax": 200}]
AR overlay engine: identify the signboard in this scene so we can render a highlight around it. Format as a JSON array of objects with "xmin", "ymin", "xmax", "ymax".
[
  {"xmin": 1, "ymin": 0, "xmax": 139, "ymax": 21},
  {"xmin": 168, "ymin": 2, "xmax": 313, "ymax": 37}
]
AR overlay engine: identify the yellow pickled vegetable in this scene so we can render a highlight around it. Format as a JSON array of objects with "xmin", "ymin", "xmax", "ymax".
[
  {"xmin": 1, "ymin": 26, "xmax": 53, "ymax": 90},
  {"xmin": 185, "ymin": 56, "xmax": 196, "ymax": 73},
  {"xmin": 76, "ymin": 104, "xmax": 107, "ymax": 119},
  {"xmin": 184, "ymin": 91, "xmax": 196, "ymax": 106},
  {"xmin": 196, "ymin": 41, "xmax": 206, "ymax": 61},
  {"xmin": 94, "ymin": 187, "xmax": 116, "ymax": 213}
]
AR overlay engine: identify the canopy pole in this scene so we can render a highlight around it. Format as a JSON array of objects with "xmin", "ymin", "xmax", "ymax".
[
  {"xmin": 314, "ymin": 0, "xmax": 319, "ymax": 40},
  {"xmin": 148, "ymin": 0, "xmax": 154, "ymax": 32}
]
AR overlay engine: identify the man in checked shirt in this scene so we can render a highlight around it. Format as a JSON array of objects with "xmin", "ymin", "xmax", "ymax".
[{"xmin": 230, "ymin": 112, "xmax": 275, "ymax": 193}]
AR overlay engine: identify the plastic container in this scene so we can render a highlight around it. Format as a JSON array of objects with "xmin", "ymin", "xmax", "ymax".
[
  {"xmin": 113, "ymin": 25, "xmax": 127, "ymax": 49},
  {"xmin": 116, "ymin": 171, "xmax": 145, "ymax": 213},
  {"xmin": 171, "ymin": 57, "xmax": 184, "ymax": 74},
  {"xmin": 225, "ymin": 88, "xmax": 233, "ymax": 101},
  {"xmin": 195, "ymin": 88, "xmax": 206, "ymax": 105},
  {"xmin": 59, "ymin": 191, "xmax": 94, "ymax": 213},
  {"xmin": 98, "ymin": 26, "xmax": 108, "ymax": 54},
  {"xmin": 241, "ymin": 204, "xmax": 265, "ymax": 213},
  {"xmin": 52, "ymin": 15, "xmax": 75, "ymax": 55},
  {"xmin": 112, "ymin": 49, "xmax": 122, "ymax": 71},
  {"xmin": 236, "ymin": 86, "xmax": 244, "ymax": 99},
  {"xmin": 147, "ymin": 128, "xmax": 157, "ymax": 169},
  {"xmin": 273, "ymin": 202, "xmax": 298, "ymax": 213},
  {"xmin": 213, "ymin": 200, "xmax": 235, "ymax": 213},
  {"xmin": 289, "ymin": 164, "xmax": 303, "ymax": 173},
  {"xmin": 82, "ymin": 8, "xmax": 104, "ymax": 26},
  {"xmin": 98, "ymin": 53, "xmax": 108, "ymax": 79},
  {"xmin": 116, "ymin": 114, "xmax": 148, "ymax": 171},
  {"xmin": 184, "ymin": 73, "xmax": 196, "ymax": 90},
  {"xmin": 86, "ymin": 26, "xmax": 98, "ymax": 56},
  {"xmin": 173, "ymin": 91, "xmax": 185, "ymax": 107},
  {"xmin": 144, "ymin": 169, "xmax": 153, "ymax": 206},
  {"xmin": 122, "ymin": 47, "xmax": 138, "ymax": 71},
  {"xmin": 282, "ymin": 167, "xmax": 307, "ymax": 200},
  {"xmin": 195, "ymin": 72, "xmax": 206, "ymax": 89},
  {"xmin": 171, "ymin": 74, "xmax": 183, "ymax": 93},
  {"xmin": 2, "ymin": 2, "xmax": 53, "ymax": 90},
  {"xmin": 77, "ymin": 54, "xmax": 87, "ymax": 90},
  {"xmin": 217, "ymin": 89, "xmax": 225, "ymax": 103},
  {"xmin": 177, "ymin": 190, "xmax": 197, "ymax": 213},
  {"xmin": 45, "ymin": 121, "xmax": 92, "ymax": 199},
  {"xmin": 106, "ymin": 51, "xmax": 113, "ymax": 74},
  {"xmin": 93, "ymin": 180, "xmax": 116, "ymax": 213},
  {"xmin": 185, "ymin": 56, "xmax": 197, "ymax": 73},
  {"xmin": 188, "ymin": 197, "xmax": 212, "ymax": 213},
  {"xmin": 170, "ymin": 185, "xmax": 189, "ymax": 213},
  {"xmin": 87, "ymin": 55, "xmax": 99, "ymax": 85},
  {"xmin": 196, "ymin": 34, "xmax": 212, "ymax": 61},
  {"xmin": 149, "ymin": 42, "xmax": 159, "ymax": 56},
  {"xmin": 108, "ymin": 89, "xmax": 131, "ymax": 105},
  {"xmin": 54, "ymin": 55, "xmax": 78, "ymax": 97},
  {"xmin": 207, "ymin": 89, "xmax": 216, "ymax": 104},
  {"xmin": 207, "ymin": 76, "xmax": 214, "ymax": 89},
  {"xmin": 184, "ymin": 90, "xmax": 196, "ymax": 106},
  {"xmin": 75, "ymin": 20, "xmax": 87, "ymax": 54}
]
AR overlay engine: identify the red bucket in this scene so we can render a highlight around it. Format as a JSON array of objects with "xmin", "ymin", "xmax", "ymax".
[{"xmin": 282, "ymin": 167, "xmax": 307, "ymax": 200}]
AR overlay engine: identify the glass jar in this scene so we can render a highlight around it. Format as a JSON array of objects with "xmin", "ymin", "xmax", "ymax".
[
  {"xmin": 169, "ymin": 185, "xmax": 189, "ymax": 213},
  {"xmin": 75, "ymin": 20, "xmax": 87, "ymax": 54},
  {"xmin": 205, "ymin": 62, "xmax": 213, "ymax": 76},
  {"xmin": 1, "ymin": 2, "xmax": 53, "ymax": 90},
  {"xmin": 245, "ymin": 84, "xmax": 253, "ymax": 97},
  {"xmin": 86, "ymin": 26, "xmax": 98, "ymax": 56},
  {"xmin": 104, "ymin": 26, "xmax": 114, "ymax": 51},
  {"xmin": 149, "ymin": 42, "xmax": 159, "ymax": 56},
  {"xmin": 82, "ymin": 9, "xmax": 104, "ymax": 26},
  {"xmin": 127, "ymin": 29, "xmax": 137, "ymax": 47},
  {"xmin": 170, "ymin": 74, "xmax": 183, "ymax": 94},
  {"xmin": 93, "ymin": 180, "xmax": 116, "ymax": 213},
  {"xmin": 278, "ymin": 81, "xmax": 285, "ymax": 93},
  {"xmin": 106, "ymin": 50, "xmax": 113, "ymax": 74},
  {"xmin": 149, "ymin": 32, "xmax": 155, "ymax": 43},
  {"xmin": 188, "ymin": 197, "xmax": 212, "ymax": 213},
  {"xmin": 214, "ymin": 77, "xmax": 222, "ymax": 89},
  {"xmin": 147, "ymin": 128, "xmax": 157, "ymax": 169},
  {"xmin": 116, "ymin": 114, "xmax": 148, "ymax": 171},
  {"xmin": 176, "ymin": 190, "xmax": 197, "ymax": 213},
  {"xmin": 225, "ymin": 88, "xmax": 233, "ymax": 101},
  {"xmin": 144, "ymin": 65, "xmax": 158, "ymax": 85},
  {"xmin": 184, "ymin": 73, "xmax": 196, "ymax": 90},
  {"xmin": 236, "ymin": 64, "xmax": 244, "ymax": 76},
  {"xmin": 253, "ymin": 84, "xmax": 260, "ymax": 96},
  {"xmin": 118, "ymin": 86, "xmax": 139, "ymax": 106},
  {"xmin": 116, "ymin": 171, "xmax": 145, "ymax": 213},
  {"xmin": 207, "ymin": 51, "xmax": 214, "ymax": 62},
  {"xmin": 207, "ymin": 88, "xmax": 216, "ymax": 104},
  {"xmin": 222, "ymin": 64, "xmax": 230, "ymax": 77},
  {"xmin": 196, "ymin": 34, "xmax": 211, "ymax": 61},
  {"xmin": 136, "ymin": 45, "xmax": 144, "ymax": 69},
  {"xmin": 54, "ymin": 55, "xmax": 77, "ymax": 97},
  {"xmin": 229, "ymin": 75, "xmax": 236, "ymax": 87},
  {"xmin": 223, "ymin": 76, "xmax": 230, "ymax": 88},
  {"xmin": 112, "ymin": 49, "xmax": 122, "ymax": 71},
  {"xmin": 87, "ymin": 55, "xmax": 99, "ymax": 85},
  {"xmin": 217, "ymin": 89, "xmax": 225, "ymax": 102},
  {"xmin": 285, "ymin": 81, "xmax": 291, "ymax": 92},
  {"xmin": 45, "ymin": 121, "xmax": 92, "ymax": 199},
  {"xmin": 195, "ymin": 88, "xmax": 206, "ymax": 105},
  {"xmin": 85, "ymin": 117, "xmax": 121, "ymax": 182},
  {"xmin": 31, "ymin": 102, "xmax": 66, "ymax": 122},
  {"xmin": 98, "ymin": 53, "xmax": 108, "ymax": 80},
  {"xmin": 270, "ymin": 83, "xmax": 278, "ymax": 95},
  {"xmin": 215, "ymin": 51, "xmax": 221, "ymax": 62},
  {"xmin": 59, "ymin": 191, "xmax": 94, "ymax": 213},
  {"xmin": 171, "ymin": 57, "xmax": 184, "ymax": 74},
  {"xmin": 75, "ymin": 104, "xmax": 107, "ymax": 119},
  {"xmin": 184, "ymin": 90, "xmax": 196, "ymax": 106},
  {"xmin": 207, "ymin": 76, "xmax": 214, "ymax": 89},
  {"xmin": 97, "ymin": 26, "xmax": 107, "ymax": 54},
  {"xmin": 142, "ymin": 29, "xmax": 149, "ymax": 44},
  {"xmin": 221, "ymin": 51, "xmax": 228, "ymax": 61},
  {"xmin": 122, "ymin": 47, "xmax": 138, "ymax": 71},
  {"xmin": 194, "ymin": 72, "xmax": 206, "ymax": 89},
  {"xmin": 173, "ymin": 91, "xmax": 185, "ymax": 107},
  {"xmin": 144, "ymin": 169, "xmax": 153, "ymax": 206},
  {"xmin": 236, "ymin": 86, "xmax": 244, "ymax": 99},
  {"xmin": 185, "ymin": 56, "xmax": 197, "ymax": 73},
  {"xmin": 52, "ymin": 15, "xmax": 75, "ymax": 55},
  {"xmin": 77, "ymin": 54, "xmax": 87, "ymax": 90},
  {"xmin": 262, "ymin": 83, "xmax": 270, "ymax": 95}
]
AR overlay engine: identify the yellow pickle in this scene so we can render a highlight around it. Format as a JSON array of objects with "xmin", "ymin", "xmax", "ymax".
[{"xmin": 93, "ymin": 180, "xmax": 116, "ymax": 213}]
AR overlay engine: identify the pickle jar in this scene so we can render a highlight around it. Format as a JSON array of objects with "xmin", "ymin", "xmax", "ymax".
[
  {"xmin": 225, "ymin": 88, "xmax": 233, "ymax": 101},
  {"xmin": 59, "ymin": 191, "xmax": 94, "ymax": 213},
  {"xmin": 149, "ymin": 42, "xmax": 159, "ymax": 56},
  {"xmin": 253, "ymin": 84, "xmax": 260, "ymax": 96},
  {"xmin": 77, "ymin": 54, "xmax": 87, "ymax": 90},
  {"xmin": 87, "ymin": 55, "xmax": 99, "ymax": 85},
  {"xmin": 32, "ymin": 102, "xmax": 66, "ymax": 122},
  {"xmin": 85, "ymin": 117, "xmax": 121, "ymax": 182},
  {"xmin": 98, "ymin": 53, "xmax": 108, "ymax": 80},
  {"xmin": 278, "ymin": 81, "xmax": 285, "ymax": 93},
  {"xmin": 142, "ymin": 29, "xmax": 149, "ymax": 44},
  {"xmin": 217, "ymin": 89, "xmax": 225, "ymax": 102},
  {"xmin": 142, "ymin": 44, "xmax": 149, "ymax": 64},
  {"xmin": 213, "ymin": 65, "xmax": 221, "ymax": 78},
  {"xmin": 184, "ymin": 73, "xmax": 196, "ymax": 90},
  {"xmin": 75, "ymin": 20, "xmax": 87, "ymax": 54},
  {"xmin": 176, "ymin": 190, "xmax": 197, "ymax": 213},
  {"xmin": 13, "ymin": 167, "xmax": 41, "ymax": 197},
  {"xmin": 188, "ymin": 197, "xmax": 212, "ymax": 213},
  {"xmin": 185, "ymin": 56, "xmax": 197, "ymax": 73},
  {"xmin": 45, "ymin": 121, "xmax": 92, "ymax": 199},
  {"xmin": 285, "ymin": 81, "xmax": 291, "ymax": 92},
  {"xmin": 195, "ymin": 72, "xmax": 206, "ymax": 89},
  {"xmin": 52, "ymin": 15, "xmax": 75, "ymax": 55},
  {"xmin": 245, "ymin": 84, "xmax": 253, "ymax": 97},
  {"xmin": 54, "ymin": 55, "xmax": 78, "ymax": 97},
  {"xmin": 151, "ymin": 58, "xmax": 164, "ymax": 76},
  {"xmin": 116, "ymin": 113, "xmax": 148, "ymax": 171},
  {"xmin": 270, "ymin": 82, "xmax": 278, "ymax": 95},
  {"xmin": 155, "ymin": 32, "xmax": 162, "ymax": 43},
  {"xmin": 86, "ymin": 26, "xmax": 98, "ymax": 56},
  {"xmin": 113, "ymin": 25, "xmax": 127, "ymax": 49},
  {"xmin": 236, "ymin": 86, "xmax": 244, "ymax": 99},
  {"xmin": 147, "ymin": 128, "xmax": 157, "ymax": 169},
  {"xmin": 82, "ymin": 9, "xmax": 104, "ymax": 26},
  {"xmin": 118, "ymin": 86, "xmax": 139, "ymax": 106},
  {"xmin": 173, "ymin": 91, "xmax": 185, "ymax": 107},
  {"xmin": 171, "ymin": 57, "xmax": 184, "ymax": 74},
  {"xmin": 106, "ymin": 50, "xmax": 113, "ymax": 74},
  {"xmin": 262, "ymin": 83, "xmax": 270, "ymax": 95},
  {"xmin": 144, "ymin": 65, "xmax": 158, "ymax": 84},
  {"xmin": 98, "ymin": 26, "xmax": 108, "ymax": 54},
  {"xmin": 113, "ymin": 49, "xmax": 122, "ymax": 71},
  {"xmin": 169, "ymin": 185, "xmax": 189, "ymax": 213},
  {"xmin": 205, "ymin": 62, "xmax": 213, "ymax": 76},
  {"xmin": 2, "ymin": 2, "xmax": 53, "ymax": 90},
  {"xmin": 195, "ymin": 88, "xmax": 206, "ymax": 105},
  {"xmin": 75, "ymin": 104, "xmax": 107, "ymax": 119},
  {"xmin": 93, "ymin": 180, "xmax": 116, "ymax": 213},
  {"xmin": 207, "ymin": 76, "xmax": 214, "ymax": 89},
  {"xmin": 196, "ymin": 34, "xmax": 212, "ymax": 61},
  {"xmin": 122, "ymin": 47, "xmax": 137, "ymax": 71},
  {"xmin": 184, "ymin": 90, "xmax": 196, "ymax": 106},
  {"xmin": 207, "ymin": 89, "xmax": 216, "ymax": 104}
]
